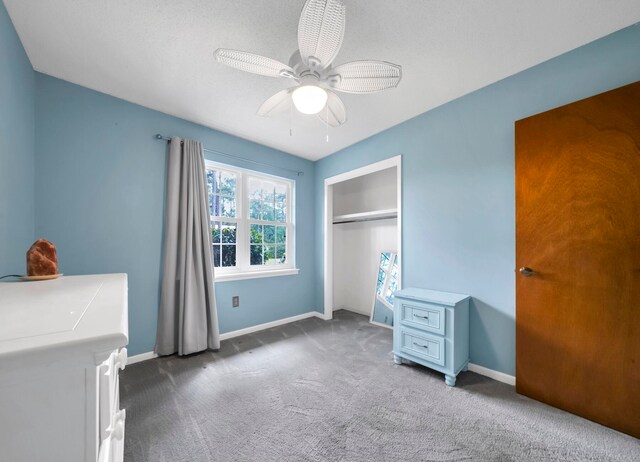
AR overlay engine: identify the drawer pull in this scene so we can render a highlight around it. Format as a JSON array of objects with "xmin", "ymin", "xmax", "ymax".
[
  {"xmin": 111, "ymin": 409, "xmax": 126, "ymax": 441},
  {"xmin": 115, "ymin": 348, "xmax": 128, "ymax": 371},
  {"xmin": 414, "ymin": 343, "xmax": 429, "ymax": 350},
  {"xmin": 414, "ymin": 314, "xmax": 430, "ymax": 320}
]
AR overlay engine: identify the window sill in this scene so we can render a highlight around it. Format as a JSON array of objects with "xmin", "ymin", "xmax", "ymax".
[{"xmin": 215, "ymin": 268, "xmax": 300, "ymax": 282}]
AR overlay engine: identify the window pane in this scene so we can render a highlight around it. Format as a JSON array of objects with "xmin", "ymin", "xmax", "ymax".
[
  {"xmin": 221, "ymin": 222, "xmax": 236, "ymax": 243},
  {"xmin": 208, "ymin": 170, "xmax": 220, "ymax": 195},
  {"xmin": 263, "ymin": 182, "xmax": 275, "ymax": 203},
  {"xmin": 248, "ymin": 178, "xmax": 262, "ymax": 201},
  {"xmin": 249, "ymin": 199, "xmax": 261, "ymax": 220},
  {"xmin": 220, "ymin": 172, "xmax": 236, "ymax": 197},
  {"xmin": 276, "ymin": 184, "xmax": 287, "ymax": 222},
  {"xmin": 276, "ymin": 226, "xmax": 286, "ymax": 244},
  {"xmin": 221, "ymin": 197, "xmax": 236, "ymax": 218},
  {"xmin": 250, "ymin": 245, "xmax": 262, "ymax": 265},
  {"xmin": 211, "ymin": 222, "xmax": 221, "ymax": 243},
  {"xmin": 262, "ymin": 182, "xmax": 275, "ymax": 221},
  {"xmin": 263, "ymin": 244, "xmax": 276, "ymax": 265},
  {"xmin": 212, "ymin": 245, "xmax": 221, "ymax": 267},
  {"xmin": 248, "ymin": 178, "xmax": 262, "ymax": 220},
  {"xmin": 275, "ymin": 184, "xmax": 287, "ymax": 204},
  {"xmin": 210, "ymin": 194, "xmax": 222, "ymax": 217},
  {"xmin": 247, "ymin": 178, "xmax": 288, "ymax": 223},
  {"xmin": 263, "ymin": 225, "xmax": 276, "ymax": 243},
  {"xmin": 221, "ymin": 245, "xmax": 236, "ymax": 267},
  {"xmin": 250, "ymin": 224, "xmax": 262, "ymax": 243},
  {"xmin": 262, "ymin": 202, "xmax": 275, "ymax": 221},
  {"xmin": 275, "ymin": 245, "xmax": 286, "ymax": 263}
]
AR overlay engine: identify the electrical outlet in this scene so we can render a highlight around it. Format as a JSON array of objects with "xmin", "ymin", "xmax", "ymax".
[{"xmin": 232, "ymin": 296, "xmax": 240, "ymax": 308}]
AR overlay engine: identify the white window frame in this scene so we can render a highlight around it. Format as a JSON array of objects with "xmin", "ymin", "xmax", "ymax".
[{"xmin": 206, "ymin": 160, "xmax": 298, "ymax": 282}]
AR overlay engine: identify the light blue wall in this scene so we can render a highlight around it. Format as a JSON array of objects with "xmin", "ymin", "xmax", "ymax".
[
  {"xmin": 314, "ymin": 25, "xmax": 640, "ymax": 376},
  {"xmin": 34, "ymin": 74, "xmax": 316, "ymax": 355},
  {"xmin": 5, "ymin": 5, "xmax": 639, "ymax": 372},
  {"xmin": 0, "ymin": 1, "xmax": 35, "ymax": 275}
]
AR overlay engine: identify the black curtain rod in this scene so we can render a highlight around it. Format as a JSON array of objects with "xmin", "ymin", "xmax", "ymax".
[{"xmin": 155, "ymin": 134, "xmax": 304, "ymax": 177}]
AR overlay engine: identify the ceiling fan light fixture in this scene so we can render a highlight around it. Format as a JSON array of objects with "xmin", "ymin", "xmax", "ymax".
[
  {"xmin": 214, "ymin": 0, "xmax": 401, "ymax": 127},
  {"xmin": 292, "ymin": 85, "xmax": 328, "ymax": 114}
]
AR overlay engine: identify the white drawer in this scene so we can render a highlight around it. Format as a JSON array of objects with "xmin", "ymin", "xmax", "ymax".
[
  {"xmin": 99, "ymin": 348, "xmax": 127, "ymax": 442},
  {"xmin": 98, "ymin": 409, "xmax": 125, "ymax": 462}
]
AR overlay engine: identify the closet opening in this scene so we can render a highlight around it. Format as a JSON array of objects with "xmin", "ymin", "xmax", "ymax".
[{"xmin": 323, "ymin": 156, "xmax": 402, "ymax": 322}]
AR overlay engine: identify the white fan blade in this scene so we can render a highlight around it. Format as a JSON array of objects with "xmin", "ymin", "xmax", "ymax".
[
  {"xmin": 298, "ymin": 0, "xmax": 345, "ymax": 70},
  {"xmin": 317, "ymin": 90, "xmax": 347, "ymax": 127},
  {"xmin": 214, "ymin": 49, "xmax": 295, "ymax": 78},
  {"xmin": 257, "ymin": 89, "xmax": 293, "ymax": 117},
  {"xmin": 330, "ymin": 61, "xmax": 402, "ymax": 94}
]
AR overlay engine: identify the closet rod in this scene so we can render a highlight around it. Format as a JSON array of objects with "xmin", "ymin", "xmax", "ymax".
[
  {"xmin": 155, "ymin": 134, "xmax": 304, "ymax": 176},
  {"xmin": 333, "ymin": 216, "xmax": 397, "ymax": 225}
]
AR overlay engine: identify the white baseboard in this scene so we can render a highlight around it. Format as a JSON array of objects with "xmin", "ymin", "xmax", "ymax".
[
  {"xmin": 127, "ymin": 311, "xmax": 324, "ymax": 365},
  {"xmin": 219, "ymin": 311, "xmax": 321, "ymax": 340},
  {"xmin": 468, "ymin": 362, "xmax": 516, "ymax": 386},
  {"xmin": 128, "ymin": 351, "xmax": 158, "ymax": 365}
]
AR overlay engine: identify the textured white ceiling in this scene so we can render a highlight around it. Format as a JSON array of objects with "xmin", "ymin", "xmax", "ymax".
[{"xmin": 5, "ymin": 1, "xmax": 640, "ymax": 160}]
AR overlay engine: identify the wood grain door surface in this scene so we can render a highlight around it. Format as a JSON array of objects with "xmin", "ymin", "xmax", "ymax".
[{"xmin": 515, "ymin": 81, "xmax": 640, "ymax": 438}]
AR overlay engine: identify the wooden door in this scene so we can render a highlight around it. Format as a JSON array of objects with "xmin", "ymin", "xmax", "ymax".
[{"xmin": 515, "ymin": 81, "xmax": 640, "ymax": 438}]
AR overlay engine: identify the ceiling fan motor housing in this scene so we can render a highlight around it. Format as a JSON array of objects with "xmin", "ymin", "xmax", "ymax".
[{"xmin": 289, "ymin": 50, "xmax": 341, "ymax": 89}]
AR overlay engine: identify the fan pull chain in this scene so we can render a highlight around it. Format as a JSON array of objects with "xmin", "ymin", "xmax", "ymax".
[{"xmin": 289, "ymin": 103, "xmax": 293, "ymax": 137}]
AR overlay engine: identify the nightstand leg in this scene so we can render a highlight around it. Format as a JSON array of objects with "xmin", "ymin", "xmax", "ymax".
[
  {"xmin": 445, "ymin": 374, "xmax": 456, "ymax": 387},
  {"xmin": 393, "ymin": 354, "xmax": 402, "ymax": 365}
]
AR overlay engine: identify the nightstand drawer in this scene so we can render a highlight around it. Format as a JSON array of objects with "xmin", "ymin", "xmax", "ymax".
[
  {"xmin": 400, "ymin": 328, "xmax": 445, "ymax": 366},
  {"xmin": 400, "ymin": 302, "xmax": 445, "ymax": 335}
]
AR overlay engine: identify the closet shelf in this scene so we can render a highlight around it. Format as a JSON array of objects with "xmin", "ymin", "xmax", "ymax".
[{"xmin": 333, "ymin": 208, "xmax": 398, "ymax": 224}]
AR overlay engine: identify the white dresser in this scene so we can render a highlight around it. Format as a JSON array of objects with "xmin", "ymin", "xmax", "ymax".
[{"xmin": 0, "ymin": 274, "xmax": 129, "ymax": 462}]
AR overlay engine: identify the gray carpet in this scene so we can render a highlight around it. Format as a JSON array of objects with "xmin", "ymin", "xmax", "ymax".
[{"xmin": 120, "ymin": 310, "xmax": 639, "ymax": 462}]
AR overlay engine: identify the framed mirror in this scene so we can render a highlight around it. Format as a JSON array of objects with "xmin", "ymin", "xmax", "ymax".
[{"xmin": 370, "ymin": 251, "xmax": 399, "ymax": 329}]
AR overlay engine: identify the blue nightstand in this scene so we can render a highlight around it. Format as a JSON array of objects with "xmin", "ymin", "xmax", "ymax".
[{"xmin": 393, "ymin": 288, "xmax": 470, "ymax": 387}]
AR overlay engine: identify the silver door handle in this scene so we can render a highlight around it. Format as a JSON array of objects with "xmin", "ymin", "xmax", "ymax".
[
  {"xmin": 519, "ymin": 267, "xmax": 535, "ymax": 277},
  {"xmin": 414, "ymin": 314, "xmax": 429, "ymax": 320}
]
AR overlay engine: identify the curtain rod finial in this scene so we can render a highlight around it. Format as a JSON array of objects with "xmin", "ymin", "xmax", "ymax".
[{"xmin": 155, "ymin": 134, "xmax": 164, "ymax": 140}]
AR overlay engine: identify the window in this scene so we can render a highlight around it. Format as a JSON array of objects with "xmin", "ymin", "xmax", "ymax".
[
  {"xmin": 206, "ymin": 161, "xmax": 296, "ymax": 281},
  {"xmin": 208, "ymin": 168, "xmax": 238, "ymax": 268}
]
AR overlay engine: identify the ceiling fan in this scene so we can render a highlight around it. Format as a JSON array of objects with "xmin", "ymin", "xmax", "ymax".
[{"xmin": 213, "ymin": 0, "xmax": 402, "ymax": 127}]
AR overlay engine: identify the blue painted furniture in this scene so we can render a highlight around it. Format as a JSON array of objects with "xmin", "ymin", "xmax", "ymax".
[{"xmin": 393, "ymin": 288, "xmax": 470, "ymax": 386}]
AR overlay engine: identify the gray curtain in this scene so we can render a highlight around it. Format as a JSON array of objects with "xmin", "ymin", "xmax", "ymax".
[{"xmin": 155, "ymin": 137, "xmax": 220, "ymax": 356}]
